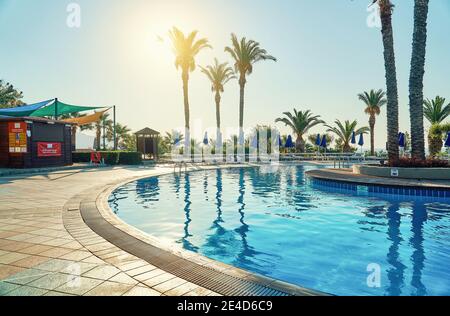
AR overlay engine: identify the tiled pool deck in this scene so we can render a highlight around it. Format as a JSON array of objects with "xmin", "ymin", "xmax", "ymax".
[
  {"xmin": 0, "ymin": 165, "xmax": 323, "ymax": 297},
  {"xmin": 0, "ymin": 166, "xmax": 222, "ymax": 296}
]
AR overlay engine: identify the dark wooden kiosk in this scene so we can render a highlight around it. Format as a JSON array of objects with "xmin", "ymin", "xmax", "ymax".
[
  {"xmin": 135, "ymin": 128, "xmax": 160, "ymax": 160},
  {"xmin": 0, "ymin": 117, "xmax": 73, "ymax": 169}
]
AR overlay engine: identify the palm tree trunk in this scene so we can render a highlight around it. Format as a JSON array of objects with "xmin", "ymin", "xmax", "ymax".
[
  {"xmin": 182, "ymin": 69, "xmax": 191, "ymax": 152},
  {"xmin": 215, "ymin": 91, "xmax": 221, "ymax": 130},
  {"xmin": 296, "ymin": 135, "xmax": 305, "ymax": 153},
  {"xmin": 96, "ymin": 126, "xmax": 101, "ymax": 151},
  {"xmin": 380, "ymin": 3, "xmax": 400, "ymax": 163},
  {"xmin": 409, "ymin": 0, "xmax": 429, "ymax": 160},
  {"xmin": 369, "ymin": 114, "xmax": 376, "ymax": 156},
  {"xmin": 238, "ymin": 74, "xmax": 246, "ymax": 144}
]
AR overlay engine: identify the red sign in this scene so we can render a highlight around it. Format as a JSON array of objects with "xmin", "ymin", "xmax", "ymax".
[
  {"xmin": 37, "ymin": 142, "xmax": 62, "ymax": 157},
  {"xmin": 8, "ymin": 122, "xmax": 28, "ymax": 153}
]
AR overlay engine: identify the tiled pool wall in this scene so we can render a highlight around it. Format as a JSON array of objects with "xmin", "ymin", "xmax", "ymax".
[{"xmin": 310, "ymin": 178, "xmax": 450, "ymax": 199}]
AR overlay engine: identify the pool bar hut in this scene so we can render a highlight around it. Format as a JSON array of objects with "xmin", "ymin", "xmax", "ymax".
[
  {"xmin": 0, "ymin": 99, "xmax": 110, "ymax": 169},
  {"xmin": 135, "ymin": 127, "xmax": 160, "ymax": 160}
]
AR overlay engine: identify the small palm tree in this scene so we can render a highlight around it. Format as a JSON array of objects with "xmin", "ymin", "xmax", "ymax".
[
  {"xmin": 114, "ymin": 123, "xmax": 131, "ymax": 150},
  {"xmin": 200, "ymin": 59, "xmax": 236, "ymax": 138},
  {"xmin": 326, "ymin": 120, "xmax": 369, "ymax": 153},
  {"xmin": 94, "ymin": 113, "xmax": 112, "ymax": 150},
  {"xmin": 225, "ymin": 34, "xmax": 276, "ymax": 140},
  {"xmin": 423, "ymin": 96, "xmax": 450, "ymax": 125},
  {"xmin": 169, "ymin": 27, "xmax": 211, "ymax": 145},
  {"xmin": 275, "ymin": 110, "xmax": 325, "ymax": 152},
  {"xmin": 358, "ymin": 89, "xmax": 387, "ymax": 156},
  {"xmin": 424, "ymin": 96, "xmax": 450, "ymax": 156}
]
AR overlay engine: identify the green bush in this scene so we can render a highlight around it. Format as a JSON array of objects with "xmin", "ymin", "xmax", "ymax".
[{"xmin": 72, "ymin": 151, "xmax": 142, "ymax": 165}]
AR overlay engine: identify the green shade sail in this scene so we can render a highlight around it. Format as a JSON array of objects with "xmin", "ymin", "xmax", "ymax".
[
  {"xmin": 0, "ymin": 99, "xmax": 107, "ymax": 118},
  {"xmin": 31, "ymin": 100, "xmax": 106, "ymax": 117}
]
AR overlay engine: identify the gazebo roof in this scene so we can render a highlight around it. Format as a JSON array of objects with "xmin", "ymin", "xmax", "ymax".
[{"xmin": 135, "ymin": 127, "xmax": 160, "ymax": 136}]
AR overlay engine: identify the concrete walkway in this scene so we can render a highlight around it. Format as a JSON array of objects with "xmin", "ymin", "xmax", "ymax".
[{"xmin": 0, "ymin": 166, "xmax": 218, "ymax": 296}]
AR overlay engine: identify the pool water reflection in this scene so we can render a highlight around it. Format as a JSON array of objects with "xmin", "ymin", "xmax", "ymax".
[{"xmin": 109, "ymin": 164, "xmax": 450, "ymax": 296}]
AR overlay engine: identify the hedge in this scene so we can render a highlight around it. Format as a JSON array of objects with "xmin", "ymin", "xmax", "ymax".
[{"xmin": 72, "ymin": 151, "xmax": 142, "ymax": 165}]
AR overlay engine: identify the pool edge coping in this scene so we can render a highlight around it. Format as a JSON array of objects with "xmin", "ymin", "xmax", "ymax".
[{"xmin": 87, "ymin": 164, "xmax": 329, "ymax": 296}]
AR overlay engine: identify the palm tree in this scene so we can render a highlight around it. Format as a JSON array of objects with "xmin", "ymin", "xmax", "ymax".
[
  {"xmin": 372, "ymin": 0, "xmax": 399, "ymax": 163},
  {"xmin": 424, "ymin": 96, "xmax": 450, "ymax": 157},
  {"xmin": 225, "ymin": 34, "xmax": 276, "ymax": 142},
  {"xmin": 326, "ymin": 120, "xmax": 369, "ymax": 153},
  {"xmin": 358, "ymin": 89, "xmax": 387, "ymax": 156},
  {"xmin": 94, "ymin": 113, "xmax": 112, "ymax": 150},
  {"xmin": 424, "ymin": 96, "xmax": 450, "ymax": 125},
  {"xmin": 409, "ymin": 0, "xmax": 430, "ymax": 160},
  {"xmin": 275, "ymin": 110, "xmax": 325, "ymax": 152},
  {"xmin": 200, "ymin": 59, "xmax": 236, "ymax": 141},
  {"xmin": 114, "ymin": 123, "xmax": 131, "ymax": 150},
  {"xmin": 169, "ymin": 27, "xmax": 211, "ymax": 147}
]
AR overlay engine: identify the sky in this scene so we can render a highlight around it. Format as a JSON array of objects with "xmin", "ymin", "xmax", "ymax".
[{"xmin": 1, "ymin": 0, "xmax": 449, "ymax": 150}]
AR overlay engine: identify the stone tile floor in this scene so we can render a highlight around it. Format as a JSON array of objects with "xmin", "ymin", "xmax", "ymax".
[{"xmin": 0, "ymin": 166, "xmax": 218, "ymax": 296}]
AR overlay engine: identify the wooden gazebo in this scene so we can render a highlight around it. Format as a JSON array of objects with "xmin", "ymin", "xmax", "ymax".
[{"xmin": 135, "ymin": 127, "xmax": 160, "ymax": 160}]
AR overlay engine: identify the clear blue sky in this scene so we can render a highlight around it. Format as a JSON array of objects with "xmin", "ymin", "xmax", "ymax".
[{"xmin": 1, "ymin": 0, "xmax": 449, "ymax": 149}]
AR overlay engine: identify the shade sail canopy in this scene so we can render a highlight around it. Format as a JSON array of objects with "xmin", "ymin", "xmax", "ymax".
[
  {"xmin": 0, "ymin": 99, "xmax": 53, "ymax": 117},
  {"xmin": 32, "ymin": 100, "xmax": 106, "ymax": 117},
  {"xmin": 0, "ymin": 99, "xmax": 106, "ymax": 118},
  {"xmin": 62, "ymin": 109, "xmax": 108, "ymax": 126}
]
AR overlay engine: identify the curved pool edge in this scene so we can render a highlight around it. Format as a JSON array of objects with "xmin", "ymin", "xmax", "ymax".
[{"xmin": 85, "ymin": 165, "xmax": 330, "ymax": 296}]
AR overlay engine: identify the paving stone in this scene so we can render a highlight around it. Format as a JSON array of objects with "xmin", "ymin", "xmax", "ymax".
[
  {"xmin": 84, "ymin": 281, "xmax": 133, "ymax": 296},
  {"xmin": 0, "ymin": 264, "xmax": 25, "ymax": 280},
  {"xmin": 0, "ymin": 281, "xmax": 21, "ymax": 295},
  {"xmin": 4, "ymin": 285, "xmax": 49, "ymax": 296},
  {"xmin": 142, "ymin": 273, "xmax": 176, "ymax": 288},
  {"xmin": 0, "ymin": 252, "xmax": 30, "ymax": 265},
  {"xmin": 123, "ymin": 286, "xmax": 162, "ymax": 296},
  {"xmin": 82, "ymin": 265, "xmax": 121, "ymax": 280},
  {"xmin": 108, "ymin": 272, "xmax": 138, "ymax": 285},
  {"xmin": 9, "ymin": 255, "xmax": 49, "ymax": 269},
  {"xmin": 28, "ymin": 273, "xmax": 74, "ymax": 290},
  {"xmin": 54, "ymin": 277, "xmax": 103, "ymax": 295},
  {"xmin": 2, "ymin": 269, "xmax": 49, "ymax": 285}
]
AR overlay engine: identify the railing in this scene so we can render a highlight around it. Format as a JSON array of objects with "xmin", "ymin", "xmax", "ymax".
[{"xmin": 161, "ymin": 152, "xmax": 386, "ymax": 168}]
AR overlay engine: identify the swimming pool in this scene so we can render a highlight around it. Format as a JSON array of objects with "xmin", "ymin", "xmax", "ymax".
[{"xmin": 109, "ymin": 164, "xmax": 450, "ymax": 296}]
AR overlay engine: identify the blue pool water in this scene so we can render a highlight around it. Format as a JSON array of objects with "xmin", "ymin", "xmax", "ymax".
[{"xmin": 109, "ymin": 164, "xmax": 450, "ymax": 296}]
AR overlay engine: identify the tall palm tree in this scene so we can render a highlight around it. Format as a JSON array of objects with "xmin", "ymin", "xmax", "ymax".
[
  {"xmin": 358, "ymin": 89, "xmax": 387, "ymax": 156},
  {"xmin": 169, "ymin": 27, "xmax": 211, "ymax": 147},
  {"xmin": 423, "ymin": 96, "xmax": 450, "ymax": 125},
  {"xmin": 372, "ymin": 0, "xmax": 399, "ymax": 163},
  {"xmin": 409, "ymin": 0, "xmax": 430, "ymax": 160},
  {"xmin": 326, "ymin": 120, "xmax": 369, "ymax": 153},
  {"xmin": 275, "ymin": 110, "xmax": 325, "ymax": 152},
  {"xmin": 225, "ymin": 34, "xmax": 276, "ymax": 142},
  {"xmin": 200, "ymin": 59, "xmax": 236, "ymax": 140}
]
